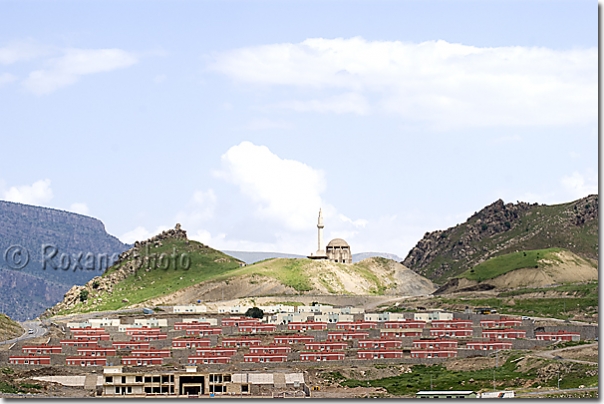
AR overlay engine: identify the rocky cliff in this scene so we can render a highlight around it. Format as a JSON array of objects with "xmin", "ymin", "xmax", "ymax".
[{"xmin": 402, "ymin": 194, "xmax": 598, "ymax": 283}]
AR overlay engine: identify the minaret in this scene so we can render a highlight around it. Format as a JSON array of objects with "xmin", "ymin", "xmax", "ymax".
[
  {"xmin": 317, "ymin": 208, "xmax": 325, "ymax": 253},
  {"xmin": 308, "ymin": 208, "xmax": 328, "ymax": 259}
]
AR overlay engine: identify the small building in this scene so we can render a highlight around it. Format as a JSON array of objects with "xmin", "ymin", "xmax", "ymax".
[
  {"xmin": 60, "ymin": 340, "xmax": 99, "ymax": 347},
  {"xmin": 185, "ymin": 327, "xmax": 222, "ymax": 336},
  {"xmin": 195, "ymin": 348, "xmax": 237, "ymax": 357},
  {"xmin": 304, "ymin": 342, "xmax": 348, "ymax": 351},
  {"xmin": 112, "ymin": 341, "xmax": 150, "ymax": 350},
  {"xmin": 380, "ymin": 329, "xmax": 423, "ymax": 338},
  {"xmin": 77, "ymin": 347, "xmax": 117, "ymax": 356},
  {"xmin": 413, "ymin": 339, "xmax": 458, "ymax": 350},
  {"xmin": 174, "ymin": 322, "xmax": 211, "ymax": 330},
  {"xmin": 273, "ymin": 335, "xmax": 315, "ymax": 345},
  {"xmin": 88, "ymin": 318, "xmax": 121, "ymax": 327},
  {"xmin": 335, "ymin": 321, "xmax": 377, "ymax": 331},
  {"xmin": 173, "ymin": 305, "xmax": 207, "ymax": 314},
  {"xmin": 243, "ymin": 353, "xmax": 288, "ymax": 363},
  {"xmin": 257, "ymin": 304, "xmax": 296, "ymax": 314},
  {"xmin": 131, "ymin": 349, "xmax": 172, "ymax": 358},
  {"xmin": 466, "ymin": 340, "xmax": 512, "ymax": 351},
  {"xmin": 188, "ymin": 355, "xmax": 231, "ymax": 364},
  {"xmin": 326, "ymin": 238, "xmax": 352, "ymax": 264},
  {"xmin": 327, "ymin": 331, "xmax": 369, "ymax": 341},
  {"xmin": 238, "ymin": 324, "xmax": 277, "ymax": 333},
  {"xmin": 221, "ymin": 317, "xmax": 260, "ymax": 327},
  {"xmin": 221, "ymin": 337, "xmax": 261, "ymax": 347},
  {"xmin": 72, "ymin": 334, "xmax": 111, "ymax": 341},
  {"xmin": 66, "ymin": 356, "xmax": 107, "ymax": 366},
  {"xmin": 410, "ymin": 349, "xmax": 457, "ymax": 358},
  {"xmin": 383, "ymin": 320, "xmax": 426, "ymax": 329},
  {"xmin": 299, "ymin": 352, "xmax": 345, "ymax": 361},
  {"xmin": 121, "ymin": 356, "xmax": 163, "ymax": 366},
  {"xmin": 133, "ymin": 318, "xmax": 168, "ymax": 327},
  {"xmin": 364, "ymin": 312, "xmax": 406, "ymax": 322},
  {"xmin": 414, "ymin": 311, "xmax": 453, "ymax": 322},
  {"xmin": 535, "ymin": 331, "xmax": 581, "ymax": 342},
  {"xmin": 130, "ymin": 333, "xmax": 168, "ymax": 341},
  {"xmin": 172, "ymin": 337, "xmax": 211, "ymax": 349},
  {"xmin": 480, "ymin": 318, "xmax": 522, "ymax": 329},
  {"xmin": 249, "ymin": 345, "xmax": 292, "ymax": 355},
  {"xmin": 429, "ymin": 328, "xmax": 473, "ymax": 338},
  {"xmin": 125, "ymin": 328, "xmax": 161, "ymax": 335},
  {"xmin": 181, "ymin": 317, "xmax": 219, "ymax": 326},
  {"xmin": 297, "ymin": 304, "xmax": 333, "ymax": 314},
  {"xmin": 22, "ymin": 345, "xmax": 62, "ymax": 355},
  {"xmin": 358, "ymin": 339, "xmax": 402, "ymax": 349},
  {"xmin": 9, "ymin": 356, "xmax": 51, "ymax": 365},
  {"xmin": 287, "ymin": 321, "xmax": 328, "ymax": 331},
  {"xmin": 431, "ymin": 320, "xmax": 474, "ymax": 329},
  {"xmin": 416, "ymin": 390, "xmax": 477, "ymax": 399},
  {"xmin": 482, "ymin": 329, "xmax": 526, "ymax": 339},
  {"xmin": 357, "ymin": 350, "xmax": 403, "ymax": 360},
  {"xmin": 68, "ymin": 327, "xmax": 105, "ymax": 333},
  {"xmin": 314, "ymin": 313, "xmax": 354, "ymax": 323}
]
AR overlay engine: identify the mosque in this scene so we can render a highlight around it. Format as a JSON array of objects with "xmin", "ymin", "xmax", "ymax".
[{"xmin": 307, "ymin": 208, "xmax": 352, "ymax": 264}]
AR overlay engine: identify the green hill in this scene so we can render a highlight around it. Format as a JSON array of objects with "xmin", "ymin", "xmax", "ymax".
[
  {"xmin": 46, "ymin": 231, "xmax": 245, "ymax": 316},
  {"xmin": 45, "ymin": 226, "xmax": 436, "ymax": 317},
  {"xmin": 403, "ymin": 195, "xmax": 598, "ymax": 284}
]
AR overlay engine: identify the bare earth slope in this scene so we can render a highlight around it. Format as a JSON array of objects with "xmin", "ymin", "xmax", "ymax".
[
  {"xmin": 435, "ymin": 250, "xmax": 597, "ymax": 294},
  {"xmin": 138, "ymin": 257, "xmax": 436, "ymax": 307}
]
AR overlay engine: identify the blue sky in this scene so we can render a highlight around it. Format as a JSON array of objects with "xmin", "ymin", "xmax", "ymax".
[{"xmin": 0, "ymin": 0, "xmax": 598, "ymax": 257}]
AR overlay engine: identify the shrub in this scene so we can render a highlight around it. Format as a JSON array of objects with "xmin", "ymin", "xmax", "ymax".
[
  {"xmin": 79, "ymin": 290, "xmax": 89, "ymax": 302},
  {"xmin": 245, "ymin": 307, "xmax": 264, "ymax": 319}
]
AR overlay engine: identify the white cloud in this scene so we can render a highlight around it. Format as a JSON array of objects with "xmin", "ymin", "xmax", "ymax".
[
  {"xmin": 275, "ymin": 92, "xmax": 370, "ymax": 115},
  {"xmin": 119, "ymin": 225, "xmax": 171, "ymax": 244},
  {"xmin": 0, "ymin": 41, "xmax": 48, "ymax": 65},
  {"xmin": 214, "ymin": 141, "xmax": 326, "ymax": 231},
  {"xmin": 3, "ymin": 179, "xmax": 53, "ymax": 205},
  {"xmin": 493, "ymin": 134, "xmax": 522, "ymax": 144},
  {"xmin": 209, "ymin": 37, "xmax": 596, "ymax": 128},
  {"xmin": 338, "ymin": 213, "xmax": 368, "ymax": 228},
  {"xmin": 561, "ymin": 171, "xmax": 597, "ymax": 199},
  {"xmin": 69, "ymin": 202, "xmax": 89, "ymax": 215},
  {"xmin": 23, "ymin": 48, "xmax": 138, "ymax": 95},
  {"xmin": 0, "ymin": 73, "xmax": 17, "ymax": 87}
]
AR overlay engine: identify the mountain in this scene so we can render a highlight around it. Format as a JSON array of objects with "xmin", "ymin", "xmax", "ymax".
[
  {"xmin": 45, "ymin": 226, "xmax": 435, "ymax": 317},
  {"xmin": 403, "ymin": 194, "xmax": 598, "ymax": 284},
  {"xmin": 0, "ymin": 313, "xmax": 23, "ymax": 341},
  {"xmin": 0, "ymin": 200, "xmax": 130, "ymax": 320},
  {"xmin": 223, "ymin": 251, "xmax": 404, "ymax": 265}
]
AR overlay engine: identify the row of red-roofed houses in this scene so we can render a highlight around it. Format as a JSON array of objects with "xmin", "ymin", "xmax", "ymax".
[{"xmin": 410, "ymin": 339, "xmax": 459, "ymax": 358}]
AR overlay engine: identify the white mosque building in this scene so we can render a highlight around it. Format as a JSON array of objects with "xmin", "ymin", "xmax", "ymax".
[{"xmin": 307, "ymin": 208, "xmax": 352, "ymax": 264}]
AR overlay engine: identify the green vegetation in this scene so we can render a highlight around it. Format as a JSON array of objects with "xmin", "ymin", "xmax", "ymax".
[
  {"xmin": 437, "ymin": 296, "xmax": 598, "ymax": 320},
  {"xmin": 339, "ymin": 353, "xmax": 598, "ymax": 396},
  {"xmin": 458, "ymin": 248, "xmax": 562, "ymax": 282},
  {"xmin": 58, "ymin": 239, "xmax": 244, "ymax": 315},
  {"xmin": 497, "ymin": 281, "xmax": 598, "ymax": 298},
  {"xmin": 244, "ymin": 307, "xmax": 264, "ymax": 319},
  {"xmin": 409, "ymin": 195, "xmax": 598, "ymax": 283},
  {"xmin": 79, "ymin": 290, "xmax": 89, "ymax": 302}
]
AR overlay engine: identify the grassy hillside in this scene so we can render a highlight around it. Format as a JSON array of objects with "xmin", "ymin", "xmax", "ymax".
[
  {"xmin": 457, "ymin": 248, "xmax": 562, "ymax": 282},
  {"xmin": 56, "ymin": 239, "xmax": 243, "ymax": 315},
  {"xmin": 0, "ymin": 313, "xmax": 23, "ymax": 341},
  {"xmin": 403, "ymin": 195, "xmax": 598, "ymax": 283},
  {"xmin": 50, "ymin": 235, "xmax": 434, "ymax": 316}
]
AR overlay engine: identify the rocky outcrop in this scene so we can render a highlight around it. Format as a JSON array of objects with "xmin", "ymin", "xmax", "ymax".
[
  {"xmin": 42, "ymin": 224, "xmax": 190, "ymax": 317},
  {"xmin": 402, "ymin": 195, "xmax": 598, "ymax": 283}
]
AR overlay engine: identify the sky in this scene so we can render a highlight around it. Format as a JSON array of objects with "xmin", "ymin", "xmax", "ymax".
[{"xmin": 0, "ymin": 0, "xmax": 598, "ymax": 258}]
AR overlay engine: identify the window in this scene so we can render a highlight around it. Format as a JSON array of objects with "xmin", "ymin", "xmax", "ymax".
[
  {"xmin": 122, "ymin": 376, "xmax": 126, "ymax": 384},
  {"xmin": 135, "ymin": 376, "xmax": 142, "ymax": 383},
  {"xmin": 106, "ymin": 376, "xmax": 113, "ymax": 383}
]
